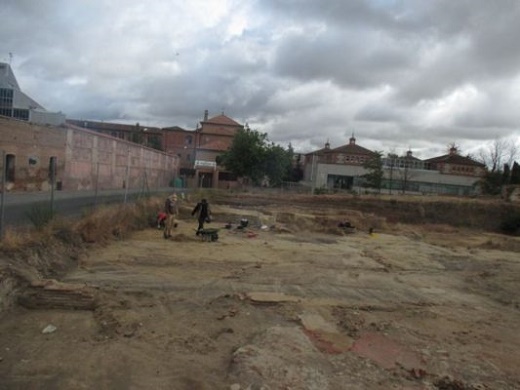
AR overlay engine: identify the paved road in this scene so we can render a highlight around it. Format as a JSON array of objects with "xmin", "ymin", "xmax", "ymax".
[{"xmin": 0, "ymin": 187, "xmax": 183, "ymax": 229}]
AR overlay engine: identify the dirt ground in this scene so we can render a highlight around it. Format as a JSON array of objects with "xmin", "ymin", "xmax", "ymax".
[{"xmin": 0, "ymin": 198, "xmax": 519, "ymax": 389}]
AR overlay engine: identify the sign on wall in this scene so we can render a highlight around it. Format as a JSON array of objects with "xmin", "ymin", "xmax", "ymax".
[{"xmin": 194, "ymin": 160, "xmax": 216, "ymax": 169}]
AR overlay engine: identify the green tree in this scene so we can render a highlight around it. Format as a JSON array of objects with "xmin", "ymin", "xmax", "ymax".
[
  {"xmin": 147, "ymin": 135, "xmax": 162, "ymax": 151},
  {"xmin": 289, "ymin": 149, "xmax": 304, "ymax": 182},
  {"xmin": 219, "ymin": 127, "xmax": 268, "ymax": 185},
  {"xmin": 263, "ymin": 142, "xmax": 293, "ymax": 186},
  {"xmin": 386, "ymin": 153, "xmax": 398, "ymax": 194},
  {"xmin": 479, "ymin": 170, "xmax": 504, "ymax": 195},
  {"xmin": 511, "ymin": 161, "xmax": 520, "ymax": 185},
  {"xmin": 219, "ymin": 128, "xmax": 295, "ymax": 186},
  {"xmin": 362, "ymin": 151, "xmax": 384, "ymax": 192}
]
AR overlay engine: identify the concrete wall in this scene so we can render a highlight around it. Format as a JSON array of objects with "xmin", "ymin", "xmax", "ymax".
[
  {"xmin": 0, "ymin": 116, "xmax": 178, "ymax": 192},
  {"xmin": 308, "ymin": 162, "xmax": 481, "ymax": 194}
]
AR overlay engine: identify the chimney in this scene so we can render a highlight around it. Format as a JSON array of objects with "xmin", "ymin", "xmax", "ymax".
[{"xmin": 203, "ymin": 110, "xmax": 208, "ymax": 121}]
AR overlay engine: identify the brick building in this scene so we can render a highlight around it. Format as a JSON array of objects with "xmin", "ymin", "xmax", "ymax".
[
  {"xmin": 162, "ymin": 110, "xmax": 244, "ymax": 188},
  {"xmin": 0, "ymin": 116, "xmax": 178, "ymax": 192},
  {"xmin": 305, "ymin": 137, "xmax": 486, "ymax": 195},
  {"xmin": 66, "ymin": 119, "xmax": 163, "ymax": 150}
]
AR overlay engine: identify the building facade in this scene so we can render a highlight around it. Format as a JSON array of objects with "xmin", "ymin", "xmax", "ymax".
[
  {"xmin": 0, "ymin": 62, "xmax": 65, "ymax": 126},
  {"xmin": 305, "ymin": 137, "xmax": 486, "ymax": 196},
  {"xmin": 162, "ymin": 110, "xmax": 243, "ymax": 188},
  {"xmin": 66, "ymin": 119, "xmax": 163, "ymax": 150},
  {"xmin": 1, "ymin": 116, "xmax": 179, "ymax": 192}
]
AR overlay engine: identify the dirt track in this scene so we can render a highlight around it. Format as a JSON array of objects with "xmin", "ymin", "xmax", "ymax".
[{"xmin": 0, "ymin": 199, "xmax": 519, "ymax": 389}]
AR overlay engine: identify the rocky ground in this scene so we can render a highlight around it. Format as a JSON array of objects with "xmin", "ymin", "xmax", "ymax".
[{"xmin": 0, "ymin": 198, "xmax": 519, "ymax": 389}]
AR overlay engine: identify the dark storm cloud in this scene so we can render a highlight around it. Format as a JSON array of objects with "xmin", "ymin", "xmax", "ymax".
[
  {"xmin": 1, "ymin": 0, "xmax": 519, "ymax": 157},
  {"xmin": 272, "ymin": 28, "xmax": 413, "ymax": 89}
]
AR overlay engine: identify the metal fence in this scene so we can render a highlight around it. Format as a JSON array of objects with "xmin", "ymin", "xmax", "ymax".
[{"xmin": 0, "ymin": 151, "xmax": 178, "ymax": 239}]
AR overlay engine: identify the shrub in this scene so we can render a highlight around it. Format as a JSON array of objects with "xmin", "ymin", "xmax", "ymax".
[
  {"xmin": 314, "ymin": 187, "xmax": 329, "ymax": 195},
  {"xmin": 26, "ymin": 203, "xmax": 55, "ymax": 230},
  {"xmin": 500, "ymin": 212, "xmax": 520, "ymax": 235}
]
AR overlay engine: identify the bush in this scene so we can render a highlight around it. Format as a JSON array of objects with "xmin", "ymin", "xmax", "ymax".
[
  {"xmin": 314, "ymin": 187, "xmax": 329, "ymax": 195},
  {"xmin": 500, "ymin": 213, "xmax": 520, "ymax": 235},
  {"xmin": 26, "ymin": 203, "xmax": 55, "ymax": 230}
]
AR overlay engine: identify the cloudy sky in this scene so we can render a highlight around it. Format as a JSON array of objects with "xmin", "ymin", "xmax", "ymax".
[{"xmin": 2, "ymin": 0, "xmax": 520, "ymax": 159}]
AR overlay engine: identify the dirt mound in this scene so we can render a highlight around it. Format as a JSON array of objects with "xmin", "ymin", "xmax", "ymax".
[
  {"xmin": 229, "ymin": 326, "xmax": 332, "ymax": 389},
  {"xmin": 170, "ymin": 233, "xmax": 196, "ymax": 242}
]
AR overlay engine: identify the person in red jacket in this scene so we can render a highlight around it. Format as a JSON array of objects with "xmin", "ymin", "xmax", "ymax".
[{"xmin": 156, "ymin": 211, "xmax": 167, "ymax": 229}]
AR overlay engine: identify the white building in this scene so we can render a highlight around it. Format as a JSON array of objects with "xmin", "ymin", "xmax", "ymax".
[{"xmin": 0, "ymin": 62, "xmax": 65, "ymax": 126}]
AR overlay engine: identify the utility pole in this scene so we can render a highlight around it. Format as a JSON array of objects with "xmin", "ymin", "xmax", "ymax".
[{"xmin": 50, "ymin": 156, "xmax": 56, "ymax": 214}]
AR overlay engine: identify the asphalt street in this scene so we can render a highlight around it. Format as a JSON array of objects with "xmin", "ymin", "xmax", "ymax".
[{"xmin": 0, "ymin": 187, "xmax": 181, "ymax": 230}]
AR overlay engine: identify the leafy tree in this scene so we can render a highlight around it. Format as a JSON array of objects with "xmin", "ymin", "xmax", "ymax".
[
  {"xmin": 386, "ymin": 153, "xmax": 398, "ymax": 194},
  {"xmin": 362, "ymin": 151, "xmax": 384, "ymax": 192},
  {"xmin": 147, "ymin": 135, "xmax": 162, "ymax": 151},
  {"xmin": 219, "ymin": 127, "xmax": 268, "ymax": 185},
  {"xmin": 479, "ymin": 170, "xmax": 504, "ymax": 195},
  {"xmin": 503, "ymin": 163, "xmax": 511, "ymax": 185},
  {"xmin": 263, "ymin": 143, "xmax": 293, "ymax": 186},
  {"xmin": 289, "ymin": 149, "xmax": 304, "ymax": 182},
  {"xmin": 219, "ymin": 128, "xmax": 295, "ymax": 186},
  {"xmin": 511, "ymin": 161, "xmax": 520, "ymax": 185}
]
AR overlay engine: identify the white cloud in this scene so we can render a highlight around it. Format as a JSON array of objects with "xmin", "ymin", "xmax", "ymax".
[{"xmin": 1, "ymin": 0, "xmax": 520, "ymax": 159}]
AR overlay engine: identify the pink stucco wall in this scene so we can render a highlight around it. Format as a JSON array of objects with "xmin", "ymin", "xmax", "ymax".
[{"xmin": 0, "ymin": 116, "xmax": 178, "ymax": 191}]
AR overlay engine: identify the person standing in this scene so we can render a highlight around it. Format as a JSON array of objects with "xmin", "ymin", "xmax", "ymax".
[
  {"xmin": 164, "ymin": 193, "xmax": 178, "ymax": 239},
  {"xmin": 191, "ymin": 198, "xmax": 211, "ymax": 235}
]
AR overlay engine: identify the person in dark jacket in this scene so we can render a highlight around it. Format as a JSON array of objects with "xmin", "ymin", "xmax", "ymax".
[{"xmin": 191, "ymin": 198, "xmax": 211, "ymax": 235}]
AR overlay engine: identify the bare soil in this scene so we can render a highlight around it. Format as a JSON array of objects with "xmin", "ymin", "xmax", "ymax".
[{"xmin": 1, "ymin": 196, "xmax": 519, "ymax": 389}]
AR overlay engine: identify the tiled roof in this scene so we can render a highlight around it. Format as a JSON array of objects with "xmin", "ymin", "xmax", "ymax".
[
  {"xmin": 401, "ymin": 154, "xmax": 422, "ymax": 162},
  {"xmin": 305, "ymin": 146, "xmax": 333, "ymax": 156},
  {"xmin": 66, "ymin": 119, "xmax": 161, "ymax": 132},
  {"xmin": 163, "ymin": 125, "xmax": 191, "ymax": 132},
  {"xmin": 330, "ymin": 143, "xmax": 377, "ymax": 156},
  {"xmin": 424, "ymin": 153, "xmax": 485, "ymax": 167},
  {"xmin": 203, "ymin": 114, "xmax": 241, "ymax": 126}
]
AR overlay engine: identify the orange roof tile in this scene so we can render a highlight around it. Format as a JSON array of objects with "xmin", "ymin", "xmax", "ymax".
[
  {"xmin": 425, "ymin": 153, "xmax": 485, "ymax": 167},
  {"xmin": 203, "ymin": 114, "xmax": 242, "ymax": 126}
]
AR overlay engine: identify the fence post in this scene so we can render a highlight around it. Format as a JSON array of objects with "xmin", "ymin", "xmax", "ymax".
[
  {"xmin": 0, "ymin": 150, "xmax": 5, "ymax": 240},
  {"xmin": 94, "ymin": 161, "xmax": 100, "ymax": 206},
  {"xmin": 124, "ymin": 148, "xmax": 130, "ymax": 204},
  {"xmin": 50, "ymin": 156, "xmax": 56, "ymax": 214}
]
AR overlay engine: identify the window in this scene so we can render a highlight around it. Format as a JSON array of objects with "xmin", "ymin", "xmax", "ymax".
[
  {"xmin": 219, "ymin": 171, "xmax": 237, "ymax": 181},
  {"xmin": 48, "ymin": 156, "xmax": 57, "ymax": 182},
  {"xmin": 0, "ymin": 88, "xmax": 13, "ymax": 107},
  {"xmin": 185, "ymin": 135, "xmax": 192, "ymax": 145},
  {"xmin": 13, "ymin": 108, "xmax": 29, "ymax": 120},
  {"xmin": 5, "ymin": 154, "xmax": 15, "ymax": 182}
]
